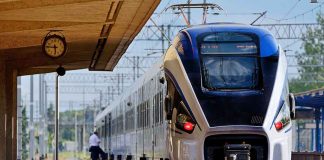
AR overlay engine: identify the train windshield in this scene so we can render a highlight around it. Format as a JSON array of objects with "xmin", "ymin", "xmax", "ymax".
[{"xmin": 199, "ymin": 33, "xmax": 261, "ymax": 90}]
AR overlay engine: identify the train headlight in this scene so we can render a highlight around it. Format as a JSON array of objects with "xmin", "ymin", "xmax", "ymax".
[
  {"xmin": 183, "ymin": 122, "xmax": 194, "ymax": 131},
  {"xmin": 176, "ymin": 113, "xmax": 196, "ymax": 133},
  {"xmin": 274, "ymin": 102, "xmax": 291, "ymax": 131}
]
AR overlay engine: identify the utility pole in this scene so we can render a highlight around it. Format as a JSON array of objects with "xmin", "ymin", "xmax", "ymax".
[
  {"xmin": 17, "ymin": 77, "xmax": 22, "ymax": 160},
  {"xmin": 82, "ymin": 85, "xmax": 85, "ymax": 152},
  {"xmin": 161, "ymin": 25, "xmax": 165, "ymax": 54},
  {"xmin": 72, "ymin": 101, "xmax": 78, "ymax": 155},
  {"xmin": 54, "ymin": 74, "xmax": 59, "ymax": 160},
  {"xmin": 55, "ymin": 66, "xmax": 66, "ymax": 160},
  {"xmin": 39, "ymin": 74, "xmax": 45, "ymax": 159},
  {"xmin": 133, "ymin": 56, "xmax": 137, "ymax": 81},
  {"xmin": 44, "ymin": 80, "xmax": 48, "ymax": 158},
  {"xmin": 99, "ymin": 90, "xmax": 102, "ymax": 111},
  {"xmin": 30, "ymin": 75, "xmax": 35, "ymax": 160},
  {"xmin": 187, "ymin": 0, "xmax": 191, "ymax": 25},
  {"xmin": 203, "ymin": 0, "xmax": 207, "ymax": 24},
  {"xmin": 167, "ymin": 25, "xmax": 171, "ymax": 46},
  {"xmin": 136, "ymin": 56, "xmax": 140, "ymax": 79}
]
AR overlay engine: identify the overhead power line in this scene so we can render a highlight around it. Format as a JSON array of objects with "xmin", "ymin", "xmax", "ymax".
[
  {"xmin": 267, "ymin": 1, "xmax": 324, "ymax": 22},
  {"xmin": 282, "ymin": 0, "xmax": 302, "ymax": 20}
]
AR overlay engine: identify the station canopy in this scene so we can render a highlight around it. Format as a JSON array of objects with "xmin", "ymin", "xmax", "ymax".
[
  {"xmin": 295, "ymin": 87, "xmax": 324, "ymax": 108},
  {"xmin": 0, "ymin": 0, "xmax": 161, "ymax": 75}
]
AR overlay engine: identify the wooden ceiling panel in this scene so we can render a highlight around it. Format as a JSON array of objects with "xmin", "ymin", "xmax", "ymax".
[
  {"xmin": 0, "ymin": 0, "xmax": 111, "ymax": 22},
  {"xmin": 0, "ymin": 20, "xmax": 97, "ymax": 33},
  {"xmin": 0, "ymin": 0, "xmax": 161, "ymax": 75},
  {"xmin": 0, "ymin": 0, "xmax": 100, "ymax": 11},
  {"xmin": 0, "ymin": 23, "xmax": 103, "ymax": 49}
]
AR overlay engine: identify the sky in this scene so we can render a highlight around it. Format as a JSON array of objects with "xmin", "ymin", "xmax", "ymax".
[{"xmin": 20, "ymin": 0, "xmax": 324, "ymax": 113}]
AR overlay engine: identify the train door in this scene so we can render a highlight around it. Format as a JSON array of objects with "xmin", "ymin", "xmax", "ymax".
[
  {"xmin": 152, "ymin": 77, "xmax": 159, "ymax": 160},
  {"xmin": 107, "ymin": 113, "xmax": 112, "ymax": 155},
  {"xmin": 152, "ymin": 94, "xmax": 156, "ymax": 160},
  {"xmin": 149, "ymin": 79, "xmax": 157, "ymax": 160}
]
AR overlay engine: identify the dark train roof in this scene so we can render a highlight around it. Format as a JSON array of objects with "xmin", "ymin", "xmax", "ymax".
[{"xmin": 181, "ymin": 23, "xmax": 279, "ymax": 57}]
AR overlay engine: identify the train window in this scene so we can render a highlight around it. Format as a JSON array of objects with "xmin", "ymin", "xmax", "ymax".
[
  {"xmin": 154, "ymin": 94, "xmax": 159, "ymax": 125},
  {"xmin": 138, "ymin": 104, "xmax": 141, "ymax": 129},
  {"xmin": 202, "ymin": 32, "xmax": 254, "ymax": 42},
  {"xmin": 143, "ymin": 102, "xmax": 146, "ymax": 128},
  {"xmin": 199, "ymin": 32, "xmax": 261, "ymax": 90},
  {"xmin": 125, "ymin": 108, "xmax": 135, "ymax": 131},
  {"xmin": 146, "ymin": 101, "xmax": 149, "ymax": 128},
  {"xmin": 159, "ymin": 91, "xmax": 164, "ymax": 124},
  {"xmin": 112, "ymin": 118, "xmax": 116, "ymax": 135},
  {"xmin": 146, "ymin": 101, "xmax": 150, "ymax": 128},
  {"xmin": 140, "ymin": 103, "xmax": 144, "ymax": 129},
  {"xmin": 106, "ymin": 115, "xmax": 111, "ymax": 138},
  {"xmin": 137, "ymin": 105, "xmax": 140, "ymax": 129}
]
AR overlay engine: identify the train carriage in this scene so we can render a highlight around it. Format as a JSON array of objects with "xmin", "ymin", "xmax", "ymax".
[{"xmin": 95, "ymin": 23, "xmax": 295, "ymax": 160}]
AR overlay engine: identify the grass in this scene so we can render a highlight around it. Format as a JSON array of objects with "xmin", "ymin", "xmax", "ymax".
[{"xmin": 43, "ymin": 151, "xmax": 90, "ymax": 160}]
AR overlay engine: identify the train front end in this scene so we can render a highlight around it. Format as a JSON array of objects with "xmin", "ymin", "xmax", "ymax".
[{"xmin": 163, "ymin": 24, "xmax": 295, "ymax": 160}]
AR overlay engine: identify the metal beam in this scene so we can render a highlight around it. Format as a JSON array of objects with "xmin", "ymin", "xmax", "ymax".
[
  {"xmin": 135, "ymin": 23, "xmax": 320, "ymax": 40},
  {"xmin": 254, "ymin": 23, "xmax": 319, "ymax": 39}
]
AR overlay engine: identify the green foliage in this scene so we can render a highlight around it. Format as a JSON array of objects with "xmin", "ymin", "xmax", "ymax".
[
  {"xmin": 21, "ymin": 107, "xmax": 29, "ymax": 160},
  {"xmin": 47, "ymin": 104, "xmax": 84, "ymax": 150},
  {"xmin": 289, "ymin": 13, "xmax": 324, "ymax": 93}
]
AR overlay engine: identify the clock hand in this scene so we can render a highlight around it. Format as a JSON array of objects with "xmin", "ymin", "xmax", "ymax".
[
  {"xmin": 45, "ymin": 45, "xmax": 55, "ymax": 48},
  {"xmin": 54, "ymin": 44, "xmax": 57, "ymax": 55}
]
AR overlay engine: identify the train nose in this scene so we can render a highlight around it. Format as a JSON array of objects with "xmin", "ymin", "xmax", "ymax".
[{"xmin": 204, "ymin": 135, "xmax": 268, "ymax": 160}]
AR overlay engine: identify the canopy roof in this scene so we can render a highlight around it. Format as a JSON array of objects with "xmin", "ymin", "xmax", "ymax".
[
  {"xmin": 0, "ymin": 0, "xmax": 161, "ymax": 75},
  {"xmin": 295, "ymin": 87, "xmax": 324, "ymax": 108}
]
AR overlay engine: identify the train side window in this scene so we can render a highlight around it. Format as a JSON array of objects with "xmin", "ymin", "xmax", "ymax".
[
  {"xmin": 146, "ymin": 101, "xmax": 148, "ymax": 128},
  {"xmin": 159, "ymin": 91, "xmax": 163, "ymax": 124},
  {"xmin": 139, "ymin": 103, "xmax": 141, "ymax": 128},
  {"xmin": 154, "ymin": 94, "xmax": 158, "ymax": 125},
  {"xmin": 105, "ymin": 115, "xmax": 109, "ymax": 138},
  {"xmin": 126, "ymin": 108, "xmax": 135, "ymax": 131},
  {"xmin": 144, "ymin": 102, "xmax": 146, "ymax": 128},
  {"xmin": 147, "ymin": 101, "xmax": 151, "ymax": 127},
  {"xmin": 112, "ymin": 118, "xmax": 115, "ymax": 135},
  {"xmin": 145, "ymin": 101, "xmax": 149, "ymax": 128},
  {"xmin": 140, "ymin": 103, "xmax": 144, "ymax": 129},
  {"xmin": 157, "ymin": 93, "xmax": 161, "ymax": 124},
  {"xmin": 137, "ymin": 105, "xmax": 140, "ymax": 129}
]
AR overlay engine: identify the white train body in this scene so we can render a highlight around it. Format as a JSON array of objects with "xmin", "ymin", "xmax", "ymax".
[{"xmin": 95, "ymin": 24, "xmax": 295, "ymax": 160}]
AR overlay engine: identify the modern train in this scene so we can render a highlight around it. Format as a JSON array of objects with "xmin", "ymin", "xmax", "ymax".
[{"xmin": 94, "ymin": 23, "xmax": 296, "ymax": 160}]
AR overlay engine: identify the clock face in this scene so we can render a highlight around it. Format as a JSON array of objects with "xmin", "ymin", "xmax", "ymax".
[{"xmin": 42, "ymin": 34, "xmax": 67, "ymax": 58}]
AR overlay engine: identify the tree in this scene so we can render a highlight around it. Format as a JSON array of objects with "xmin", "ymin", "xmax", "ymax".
[
  {"xmin": 289, "ymin": 13, "xmax": 324, "ymax": 93},
  {"xmin": 21, "ymin": 107, "xmax": 29, "ymax": 160},
  {"xmin": 47, "ymin": 103, "xmax": 54, "ymax": 151}
]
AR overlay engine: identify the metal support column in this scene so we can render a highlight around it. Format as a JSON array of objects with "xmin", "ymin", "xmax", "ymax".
[
  {"xmin": 297, "ymin": 121, "xmax": 300, "ymax": 152},
  {"xmin": 54, "ymin": 74, "xmax": 60, "ymax": 160},
  {"xmin": 39, "ymin": 75, "xmax": 45, "ymax": 159},
  {"xmin": 311, "ymin": 129, "xmax": 314, "ymax": 151},
  {"xmin": 29, "ymin": 76, "xmax": 34, "ymax": 160},
  {"xmin": 322, "ymin": 107, "xmax": 324, "ymax": 152},
  {"xmin": 44, "ymin": 81, "xmax": 48, "ymax": 158},
  {"xmin": 315, "ymin": 108, "xmax": 321, "ymax": 152},
  {"xmin": 17, "ymin": 77, "xmax": 22, "ymax": 160}
]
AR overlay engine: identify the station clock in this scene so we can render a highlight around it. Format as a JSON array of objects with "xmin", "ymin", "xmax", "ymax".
[{"xmin": 42, "ymin": 33, "xmax": 67, "ymax": 58}]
